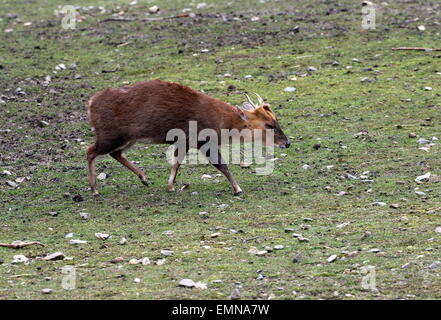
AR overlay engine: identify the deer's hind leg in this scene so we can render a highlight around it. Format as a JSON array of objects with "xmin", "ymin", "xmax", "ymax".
[
  {"xmin": 87, "ymin": 136, "xmax": 137, "ymax": 195},
  {"xmin": 167, "ymin": 145, "xmax": 188, "ymax": 192},
  {"xmin": 110, "ymin": 149, "xmax": 148, "ymax": 186}
]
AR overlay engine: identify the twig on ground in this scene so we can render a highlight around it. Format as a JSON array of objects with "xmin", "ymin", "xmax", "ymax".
[
  {"xmin": 100, "ymin": 14, "xmax": 188, "ymax": 23},
  {"xmin": 0, "ymin": 241, "xmax": 45, "ymax": 249},
  {"xmin": 392, "ymin": 47, "xmax": 441, "ymax": 51}
]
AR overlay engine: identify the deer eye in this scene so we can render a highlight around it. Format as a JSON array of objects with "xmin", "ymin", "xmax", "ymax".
[{"xmin": 265, "ymin": 124, "xmax": 274, "ymax": 129}]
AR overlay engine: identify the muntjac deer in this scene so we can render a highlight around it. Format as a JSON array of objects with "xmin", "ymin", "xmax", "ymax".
[{"xmin": 87, "ymin": 80, "xmax": 290, "ymax": 196}]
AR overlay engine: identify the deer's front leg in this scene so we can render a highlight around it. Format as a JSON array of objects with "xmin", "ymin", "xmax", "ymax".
[{"xmin": 205, "ymin": 148, "xmax": 243, "ymax": 196}]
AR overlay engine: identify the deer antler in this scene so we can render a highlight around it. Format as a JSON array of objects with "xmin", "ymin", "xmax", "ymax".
[
  {"xmin": 244, "ymin": 93, "xmax": 257, "ymax": 108},
  {"xmin": 254, "ymin": 93, "xmax": 264, "ymax": 105}
]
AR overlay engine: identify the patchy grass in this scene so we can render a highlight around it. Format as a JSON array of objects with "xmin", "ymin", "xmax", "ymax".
[{"xmin": 1, "ymin": 0, "xmax": 441, "ymax": 299}]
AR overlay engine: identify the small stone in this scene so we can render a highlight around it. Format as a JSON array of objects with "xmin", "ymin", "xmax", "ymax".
[
  {"xmin": 140, "ymin": 257, "xmax": 150, "ymax": 265},
  {"xmin": 417, "ymin": 25, "xmax": 426, "ymax": 31},
  {"xmin": 69, "ymin": 239, "xmax": 87, "ymax": 245},
  {"xmin": 284, "ymin": 87, "xmax": 296, "ymax": 92},
  {"xmin": 2, "ymin": 170, "xmax": 12, "ymax": 176},
  {"xmin": 369, "ymin": 248, "xmax": 380, "ymax": 253},
  {"xmin": 415, "ymin": 172, "xmax": 431, "ymax": 182},
  {"xmin": 134, "ymin": 278, "xmax": 141, "ymax": 283},
  {"xmin": 6, "ymin": 180, "xmax": 18, "ymax": 188},
  {"xmin": 95, "ymin": 232, "xmax": 110, "ymax": 240},
  {"xmin": 129, "ymin": 258, "xmax": 140, "ymax": 265},
  {"xmin": 390, "ymin": 203, "xmax": 399, "ymax": 209},
  {"xmin": 41, "ymin": 288, "xmax": 52, "ymax": 294},
  {"xmin": 336, "ymin": 222, "xmax": 350, "ymax": 229},
  {"xmin": 347, "ymin": 251, "xmax": 358, "ymax": 257},
  {"xmin": 240, "ymin": 162, "xmax": 252, "ymax": 168},
  {"xmin": 274, "ymin": 245, "xmax": 284, "ymax": 250},
  {"xmin": 79, "ymin": 212, "xmax": 90, "ymax": 219},
  {"xmin": 344, "ymin": 173, "xmax": 358, "ymax": 180},
  {"xmin": 371, "ymin": 202, "xmax": 387, "ymax": 206},
  {"xmin": 256, "ymin": 250, "xmax": 268, "ymax": 256},
  {"xmin": 119, "ymin": 237, "xmax": 128, "ymax": 245},
  {"xmin": 408, "ymin": 132, "xmax": 417, "ymax": 138},
  {"xmin": 43, "ymin": 252, "xmax": 65, "ymax": 261},
  {"xmin": 195, "ymin": 282, "xmax": 208, "ymax": 289},
  {"xmin": 110, "ymin": 257, "xmax": 124, "ymax": 264},
  {"xmin": 302, "ymin": 164, "xmax": 310, "ymax": 170},
  {"xmin": 423, "ymin": 86, "xmax": 432, "ymax": 91},
  {"xmin": 148, "ymin": 5, "xmax": 160, "ymax": 14},
  {"xmin": 307, "ymin": 66, "xmax": 317, "ymax": 72},
  {"xmin": 429, "ymin": 261, "xmax": 440, "ymax": 269},
  {"xmin": 12, "ymin": 255, "xmax": 29, "ymax": 264},
  {"xmin": 160, "ymin": 249, "xmax": 174, "ymax": 256},
  {"xmin": 55, "ymin": 64, "xmax": 66, "ymax": 71},
  {"xmin": 196, "ymin": 2, "xmax": 207, "ymax": 9},
  {"xmin": 210, "ymin": 232, "xmax": 221, "ymax": 238},
  {"xmin": 244, "ymin": 74, "xmax": 253, "ymax": 79},
  {"xmin": 327, "ymin": 254, "xmax": 338, "ymax": 263},
  {"xmin": 417, "ymin": 138, "xmax": 429, "ymax": 145},
  {"xmin": 179, "ymin": 279, "xmax": 195, "ymax": 288},
  {"xmin": 435, "ymin": 227, "xmax": 441, "ymax": 233},
  {"xmin": 399, "ymin": 216, "xmax": 409, "ymax": 223},
  {"xmin": 162, "ymin": 230, "xmax": 174, "ymax": 236},
  {"xmin": 97, "ymin": 173, "xmax": 107, "ymax": 180},
  {"xmin": 297, "ymin": 236, "xmax": 310, "ymax": 243},
  {"xmin": 401, "ymin": 262, "xmax": 411, "ymax": 269},
  {"xmin": 15, "ymin": 177, "xmax": 26, "ymax": 183}
]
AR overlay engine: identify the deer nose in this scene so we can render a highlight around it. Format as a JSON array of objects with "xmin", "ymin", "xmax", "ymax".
[{"xmin": 285, "ymin": 141, "xmax": 291, "ymax": 148}]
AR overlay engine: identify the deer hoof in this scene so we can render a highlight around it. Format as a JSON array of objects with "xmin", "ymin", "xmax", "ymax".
[
  {"xmin": 140, "ymin": 180, "xmax": 149, "ymax": 187},
  {"xmin": 233, "ymin": 191, "xmax": 243, "ymax": 196}
]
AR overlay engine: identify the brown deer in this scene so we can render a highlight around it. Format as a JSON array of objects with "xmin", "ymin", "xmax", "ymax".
[{"xmin": 86, "ymin": 80, "xmax": 290, "ymax": 196}]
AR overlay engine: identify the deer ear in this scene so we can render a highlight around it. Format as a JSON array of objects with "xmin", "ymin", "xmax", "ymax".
[
  {"xmin": 242, "ymin": 102, "xmax": 255, "ymax": 111},
  {"xmin": 255, "ymin": 104, "xmax": 274, "ymax": 119},
  {"xmin": 262, "ymin": 104, "xmax": 273, "ymax": 113},
  {"xmin": 236, "ymin": 106, "xmax": 248, "ymax": 121}
]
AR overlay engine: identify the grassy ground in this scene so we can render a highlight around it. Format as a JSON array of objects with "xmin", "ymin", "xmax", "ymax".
[{"xmin": 1, "ymin": 0, "xmax": 441, "ymax": 299}]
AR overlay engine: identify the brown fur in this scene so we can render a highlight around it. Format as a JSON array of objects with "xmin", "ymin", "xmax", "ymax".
[{"xmin": 86, "ymin": 80, "xmax": 289, "ymax": 195}]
